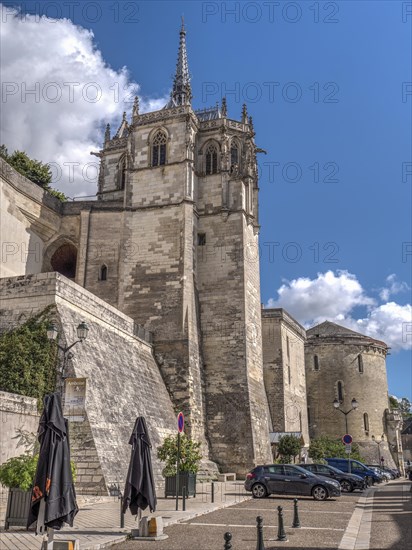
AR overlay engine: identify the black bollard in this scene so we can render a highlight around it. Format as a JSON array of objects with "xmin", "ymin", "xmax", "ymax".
[
  {"xmin": 256, "ymin": 515, "xmax": 265, "ymax": 550},
  {"xmin": 182, "ymin": 486, "xmax": 186, "ymax": 511},
  {"xmin": 276, "ymin": 506, "xmax": 287, "ymax": 541},
  {"xmin": 211, "ymin": 481, "xmax": 215, "ymax": 503},
  {"xmin": 292, "ymin": 498, "xmax": 301, "ymax": 528},
  {"xmin": 224, "ymin": 532, "xmax": 232, "ymax": 550},
  {"xmin": 120, "ymin": 496, "xmax": 125, "ymax": 528}
]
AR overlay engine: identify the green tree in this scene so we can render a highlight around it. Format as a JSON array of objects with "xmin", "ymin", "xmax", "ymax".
[
  {"xmin": 0, "ymin": 145, "xmax": 67, "ymax": 201},
  {"xmin": 0, "ymin": 309, "xmax": 57, "ymax": 409},
  {"xmin": 277, "ymin": 435, "xmax": 302, "ymax": 463},
  {"xmin": 308, "ymin": 436, "xmax": 362, "ymax": 462},
  {"xmin": 389, "ymin": 395, "xmax": 412, "ymax": 419},
  {"xmin": 157, "ymin": 434, "xmax": 202, "ymax": 477}
]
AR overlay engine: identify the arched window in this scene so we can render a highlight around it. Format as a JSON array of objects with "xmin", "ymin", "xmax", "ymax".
[
  {"xmin": 358, "ymin": 354, "xmax": 364, "ymax": 373},
  {"xmin": 230, "ymin": 142, "xmax": 239, "ymax": 166},
  {"xmin": 314, "ymin": 355, "xmax": 319, "ymax": 371},
  {"xmin": 99, "ymin": 264, "xmax": 108, "ymax": 281},
  {"xmin": 152, "ymin": 130, "xmax": 167, "ymax": 167},
  {"xmin": 205, "ymin": 143, "xmax": 218, "ymax": 175},
  {"xmin": 363, "ymin": 412, "xmax": 369, "ymax": 432},
  {"xmin": 337, "ymin": 381, "xmax": 344, "ymax": 402}
]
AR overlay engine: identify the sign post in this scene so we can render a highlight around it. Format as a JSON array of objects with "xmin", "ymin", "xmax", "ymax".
[
  {"xmin": 342, "ymin": 434, "xmax": 353, "ymax": 473},
  {"xmin": 176, "ymin": 412, "xmax": 184, "ymax": 511}
]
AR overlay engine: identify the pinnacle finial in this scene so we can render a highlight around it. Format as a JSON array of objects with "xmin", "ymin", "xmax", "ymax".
[
  {"xmin": 133, "ymin": 96, "xmax": 139, "ymax": 117},
  {"xmin": 249, "ymin": 115, "xmax": 254, "ymax": 131},
  {"xmin": 242, "ymin": 104, "xmax": 248, "ymax": 123},
  {"xmin": 122, "ymin": 111, "xmax": 127, "ymax": 121},
  {"xmin": 221, "ymin": 97, "xmax": 227, "ymax": 117},
  {"xmin": 104, "ymin": 123, "xmax": 110, "ymax": 142},
  {"xmin": 181, "ymin": 15, "xmax": 185, "ymax": 32}
]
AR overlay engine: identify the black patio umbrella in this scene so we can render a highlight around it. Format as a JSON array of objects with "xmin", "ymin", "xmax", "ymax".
[
  {"xmin": 28, "ymin": 392, "xmax": 78, "ymax": 533},
  {"xmin": 122, "ymin": 416, "xmax": 157, "ymax": 515}
]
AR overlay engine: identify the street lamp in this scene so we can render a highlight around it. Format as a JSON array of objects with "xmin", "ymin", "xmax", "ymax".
[
  {"xmin": 372, "ymin": 434, "xmax": 385, "ymax": 465},
  {"xmin": 333, "ymin": 397, "xmax": 358, "ymax": 473},
  {"xmin": 47, "ymin": 321, "xmax": 89, "ymax": 397}
]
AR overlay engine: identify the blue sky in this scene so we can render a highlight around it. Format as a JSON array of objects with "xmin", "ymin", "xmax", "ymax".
[{"xmin": 1, "ymin": 1, "xmax": 411, "ymax": 400}]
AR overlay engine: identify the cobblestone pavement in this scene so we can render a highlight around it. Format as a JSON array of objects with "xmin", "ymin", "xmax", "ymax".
[
  {"xmin": 114, "ymin": 480, "xmax": 412, "ymax": 550},
  {"xmin": 1, "ymin": 480, "xmax": 410, "ymax": 549}
]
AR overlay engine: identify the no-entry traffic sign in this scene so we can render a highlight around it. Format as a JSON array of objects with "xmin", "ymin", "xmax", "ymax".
[
  {"xmin": 342, "ymin": 434, "xmax": 353, "ymax": 445},
  {"xmin": 177, "ymin": 411, "xmax": 184, "ymax": 433}
]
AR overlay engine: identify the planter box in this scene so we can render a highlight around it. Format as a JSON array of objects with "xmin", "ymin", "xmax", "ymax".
[
  {"xmin": 4, "ymin": 488, "xmax": 31, "ymax": 529},
  {"xmin": 164, "ymin": 473, "xmax": 196, "ymax": 498}
]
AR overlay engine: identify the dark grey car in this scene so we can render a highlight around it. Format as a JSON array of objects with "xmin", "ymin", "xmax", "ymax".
[
  {"xmin": 244, "ymin": 464, "xmax": 341, "ymax": 501},
  {"xmin": 298, "ymin": 463, "xmax": 365, "ymax": 492}
]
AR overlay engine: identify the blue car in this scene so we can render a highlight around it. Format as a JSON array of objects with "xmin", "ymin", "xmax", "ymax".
[{"xmin": 325, "ymin": 458, "xmax": 381, "ymax": 485}]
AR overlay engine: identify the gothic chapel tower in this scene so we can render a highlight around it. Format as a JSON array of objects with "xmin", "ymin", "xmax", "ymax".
[{"xmin": 86, "ymin": 23, "xmax": 272, "ymax": 473}]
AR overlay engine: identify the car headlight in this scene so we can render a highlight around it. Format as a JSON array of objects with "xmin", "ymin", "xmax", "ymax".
[{"xmin": 327, "ymin": 480, "xmax": 340, "ymax": 488}]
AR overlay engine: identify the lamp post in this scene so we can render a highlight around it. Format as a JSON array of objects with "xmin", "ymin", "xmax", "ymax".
[
  {"xmin": 333, "ymin": 397, "xmax": 359, "ymax": 473},
  {"xmin": 372, "ymin": 434, "xmax": 385, "ymax": 465},
  {"xmin": 47, "ymin": 321, "xmax": 89, "ymax": 399}
]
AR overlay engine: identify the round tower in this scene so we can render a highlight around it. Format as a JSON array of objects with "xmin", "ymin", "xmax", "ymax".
[{"xmin": 305, "ymin": 321, "xmax": 395, "ymax": 466}]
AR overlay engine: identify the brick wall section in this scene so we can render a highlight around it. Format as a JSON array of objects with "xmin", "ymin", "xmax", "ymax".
[{"xmin": 0, "ymin": 273, "xmax": 177, "ymax": 493}]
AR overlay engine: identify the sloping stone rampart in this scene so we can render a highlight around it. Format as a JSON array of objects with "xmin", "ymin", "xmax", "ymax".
[{"xmin": 0, "ymin": 273, "xmax": 177, "ymax": 493}]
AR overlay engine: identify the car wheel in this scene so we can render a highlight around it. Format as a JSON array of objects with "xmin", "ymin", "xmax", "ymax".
[
  {"xmin": 340, "ymin": 480, "xmax": 353, "ymax": 493},
  {"xmin": 251, "ymin": 483, "xmax": 267, "ymax": 499},
  {"xmin": 312, "ymin": 485, "xmax": 328, "ymax": 501}
]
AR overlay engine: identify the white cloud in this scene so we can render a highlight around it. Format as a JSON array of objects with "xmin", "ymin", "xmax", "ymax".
[
  {"xmin": 379, "ymin": 274, "xmax": 410, "ymax": 301},
  {"xmin": 266, "ymin": 270, "xmax": 412, "ymax": 352},
  {"xmin": 0, "ymin": 6, "xmax": 169, "ymax": 198},
  {"xmin": 267, "ymin": 270, "xmax": 374, "ymax": 321}
]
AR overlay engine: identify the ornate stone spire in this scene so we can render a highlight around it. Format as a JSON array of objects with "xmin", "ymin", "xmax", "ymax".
[
  {"xmin": 171, "ymin": 18, "xmax": 192, "ymax": 106},
  {"xmin": 241, "ymin": 104, "xmax": 248, "ymax": 124}
]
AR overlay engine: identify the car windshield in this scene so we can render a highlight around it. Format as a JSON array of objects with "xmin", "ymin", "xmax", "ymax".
[{"xmin": 326, "ymin": 465, "xmax": 345, "ymax": 474}]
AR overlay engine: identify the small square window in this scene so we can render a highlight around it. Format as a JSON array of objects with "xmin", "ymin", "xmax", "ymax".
[{"xmin": 198, "ymin": 233, "xmax": 206, "ymax": 246}]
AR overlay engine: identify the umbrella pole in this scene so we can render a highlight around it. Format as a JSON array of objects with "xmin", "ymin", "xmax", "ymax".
[{"xmin": 46, "ymin": 527, "xmax": 54, "ymax": 549}]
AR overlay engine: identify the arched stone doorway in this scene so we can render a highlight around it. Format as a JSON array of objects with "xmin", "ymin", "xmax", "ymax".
[{"xmin": 50, "ymin": 243, "xmax": 77, "ymax": 279}]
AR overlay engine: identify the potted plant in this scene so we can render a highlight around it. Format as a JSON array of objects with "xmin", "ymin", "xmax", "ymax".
[
  {"xmin": 0, "ymin": 453, "xmax": 37, "ymax": 529},
  {"xmin": 157, "ymin": 434, "xmax": 202, "ymax": 498},
  {"xmin": 0, "ymin": 452, "xmax": 77, "ymax": 529}
]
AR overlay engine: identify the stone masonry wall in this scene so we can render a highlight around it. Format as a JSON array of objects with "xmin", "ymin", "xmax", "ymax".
[
  {"xmin": 0, "ymin": 273, "xmax": 177, "ymax": 493},
  {"xmin": 262, "ymin": 309, "xmax": 309, "ymax": 444}
]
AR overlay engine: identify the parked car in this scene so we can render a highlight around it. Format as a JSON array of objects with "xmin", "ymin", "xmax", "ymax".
[
  {"xmin": 365, "ymin": 465, "xmax": 388, "ymax": 482},
  {"xmin": 244, "ymin": 464, "xmax": 341, "ymax": 501},
  {"xmin": 325, "ymin": 458, "xmax": 382, "ymax": 485},
  {"xmin": 366, "ymin": 465, "xmax": 394, "ymax": 480},
  {"xmin": 298, "ymin": 463, "xmax": 365, "ymax": 492}
]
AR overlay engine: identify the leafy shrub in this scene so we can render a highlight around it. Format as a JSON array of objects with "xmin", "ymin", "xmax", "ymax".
[
  {"xmin": 308, "ymin": 436, "xmax": 362, "ymax": 462},
  {"xmin": 277, "ymin": 435, "xmax": 302, "ymax": 463},
  {"xmin": 157, "ymin": 434, "xmax": 202, "ymax": 477},
  {"xmin": 0, "ymin": 309, "xmax": 57, "ymax": 409}
]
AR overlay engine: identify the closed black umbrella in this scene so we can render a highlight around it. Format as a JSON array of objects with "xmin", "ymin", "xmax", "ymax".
[
  {"xmin": 122, "ymin": 416, "xmax": 157, "ymax": 515},
  {"xmin": 28, "ymin": 392, "xmax": 78, "ymax": 532}
]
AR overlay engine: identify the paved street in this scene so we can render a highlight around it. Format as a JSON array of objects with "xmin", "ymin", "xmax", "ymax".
[{"xmin": 0, "ymin": 479, "xmax": 410, "ymax": 549}]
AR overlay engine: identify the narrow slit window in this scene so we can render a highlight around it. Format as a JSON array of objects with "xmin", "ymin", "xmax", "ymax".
[
  {"xmin": 286, "ymin": 336, "xmax": 290, "ymax": 359},
  {"xmin": 358, "ymin": 354, "xmax": 364, "ymax": 373},
  {"xmin": 363, "ymin": 412, "xmax": 369, "ymax": 432},
  {"xmin": 337, "ymin": 381, "xmax": 344, "ymax": 402},
  {"xmin": 99, "ymin": 264, "xmax": 108, "ymax": 281},
  {"xmin": 198, "ymin": 233, "xmax": 206, "ymax": 246},
  {"xmin": 314, "ymin": 355, "xmax": 319, "ymax": 371}
]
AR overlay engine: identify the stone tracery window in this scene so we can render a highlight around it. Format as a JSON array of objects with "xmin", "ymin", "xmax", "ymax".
[
  {"xmin": 118, "ymin": 157, "xmax": 126, "ymax": 189},
  {"xmin": 230, "ymin": 142, "xmax": 239, "ymax": 166},
  {"xmin": 152, "ymin": 130, "xmax": 167, "ymax": 167},
  {"xmin": 205, "ymin": 143, "xmax": 218, "ymax": 175}
]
